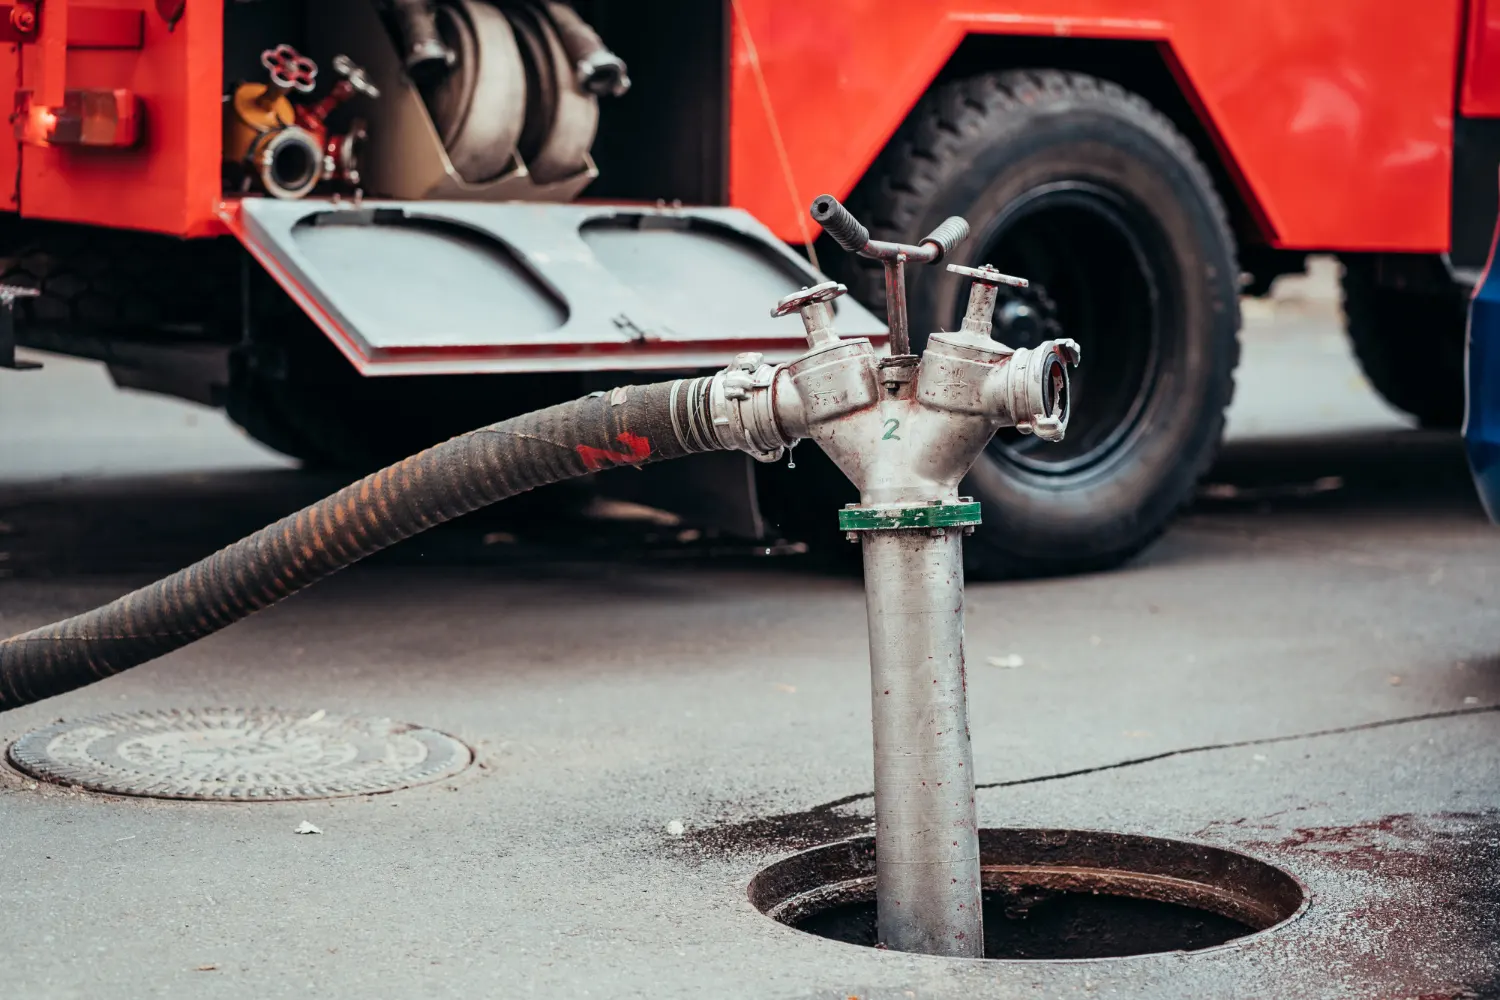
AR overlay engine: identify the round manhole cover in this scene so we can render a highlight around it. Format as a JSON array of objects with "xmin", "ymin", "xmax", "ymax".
[{"xmin": 8, "ymin": 709, "xmax": 473, "ymax": 801}]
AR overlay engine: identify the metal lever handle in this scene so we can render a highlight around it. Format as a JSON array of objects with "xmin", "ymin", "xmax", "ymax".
[
  {"xmin": 332, "ymin": 54, "xmax": 381, "ymax": 99},
  {"xmin": 920, "ymin": 217, "xmax": 969, "ymax": 260},
  {"xmin": 809, "ymin": 195, "xmax": 973, "ymax": 357},
  {"xmin": 810, "ymin": 196, "xmax": 969, "ymax": 263},
  {"xmin": 947, "ymin": 263, "xmax": 1028, "ymax": 288},
  {"xmin": 810, "ymin": 194, "xmax": 870, "ymax": 254},
  {"xmin": 301, "ymin": 55, "xmax": 381, "ymax": 129}
]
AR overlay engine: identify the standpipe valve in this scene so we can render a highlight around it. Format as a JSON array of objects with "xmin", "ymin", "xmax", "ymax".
[
  {"xmin": 945, "ymin": 262, "xmax": 1081, "ymax": 442},
  {"xmin": 224, "ymin": 45, "xmax": 326, "ymax": 200},
  {"xmin": 947, "ymin": 262, "xmax": 1028, "ymax": 339},
  {"xmin": 701, "ymin": 195, "xmax": 1081, "ymax": 958},
  {"xmin": 224, "ymin": 47, "xmax": 379, "ymax": 199},
  {"xmin": 295, "ymin": 55, "xmax": 382, "ymax": 189},
  {"xmin": 772, "ymin": 280, "xmax": 845, "ymax": 350}
]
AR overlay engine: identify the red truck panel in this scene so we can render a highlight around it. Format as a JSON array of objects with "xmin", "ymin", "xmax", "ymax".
[
  {"xmin": 0, "ymin": 41, "xmax": 18, "ymax": 213},
  {"xmin": 730, "ymin": 0, "xmax": 1464, "ymax": 253},
  {"xmin": 18, "ymin": 0, "xmax": 222, "ymax": 236},
  {"xmin": 2, "ymin": 0, "xmax": 1467, "ymax": 255},
  {"xmin": 1463, "ymin": 0, "xmax": 1500, "ymax": 116}
]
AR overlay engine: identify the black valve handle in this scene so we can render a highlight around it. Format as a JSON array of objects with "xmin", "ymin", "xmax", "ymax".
[{"xmin": 810, "ymin": 194, "xmax": 870, "ymax": 254}]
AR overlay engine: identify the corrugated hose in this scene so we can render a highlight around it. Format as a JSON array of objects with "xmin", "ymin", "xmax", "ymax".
[{"xmin": 0, "ymin": 378, "xmax": 725, "ymax": 711}]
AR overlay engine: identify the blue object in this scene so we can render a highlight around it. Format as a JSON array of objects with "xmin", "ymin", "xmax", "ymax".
[{"xmin": 1467, "ymin": 248, "xmax": 1500, "ymax": 523}]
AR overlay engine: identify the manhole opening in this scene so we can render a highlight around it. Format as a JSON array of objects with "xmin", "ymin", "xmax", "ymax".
[{"xmin": 749, "ymin": 828, "xmax": 1305, "ymax": 960}]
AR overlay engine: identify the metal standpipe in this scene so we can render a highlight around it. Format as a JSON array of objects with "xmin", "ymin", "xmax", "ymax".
[
  {"xmin": 861, "ymin": 526, "xmax": 981, "ymax": 954},
  {"xmin": 699, "ymin": 194, "xmax": 1079, "ymax": 956}
]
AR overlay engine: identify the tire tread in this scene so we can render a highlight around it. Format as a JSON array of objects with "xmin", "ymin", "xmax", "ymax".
[
  {"xmin": 1339, "ymin": 257, "xmax": 1465, "ymax": 428},
  {"xmin": 830, "ymin": 69, "xmax": 1241, "ymax": 578}
]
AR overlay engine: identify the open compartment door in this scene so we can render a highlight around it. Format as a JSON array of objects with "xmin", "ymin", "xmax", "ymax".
[{"xmin": 221, "ymin": 198, "xmax": 887, "ymax": 376}]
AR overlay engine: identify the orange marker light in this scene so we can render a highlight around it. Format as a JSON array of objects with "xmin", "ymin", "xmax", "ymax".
[{"xmin": 13, "ymin": 89, "xmax": 142, "ymax": 148}]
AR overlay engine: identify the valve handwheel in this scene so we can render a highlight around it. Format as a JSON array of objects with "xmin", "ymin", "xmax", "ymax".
[
  {"xmin": 945, "ymin": 263, "xmax": 1029, "ymax": 289},
  {"xmin": 771, "ymin": 281, "xmax": 846, "ymax": 318},
  {"xmin": 261, "ymin": 44, "xmax": 318, "ymax": 94}
]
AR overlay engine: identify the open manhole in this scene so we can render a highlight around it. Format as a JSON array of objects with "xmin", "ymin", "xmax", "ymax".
[
  {"xmin": 749, "ymin": 828, "xmax": 1305, "ymax": 959},
  {"xmin": 8, "ymin": 709, "xmax": 472, "ymax": 801}
]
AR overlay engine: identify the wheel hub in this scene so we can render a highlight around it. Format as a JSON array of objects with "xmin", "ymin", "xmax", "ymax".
[
  {"xmin": 963, "ymin": 183, "xmax": 1168, "ymax": 476},
  {"xmin": 993, "ymin": 283, "xmax": 1062, "ymax": 348}
]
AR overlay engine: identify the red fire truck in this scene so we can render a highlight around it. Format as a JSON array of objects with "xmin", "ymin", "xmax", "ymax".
[{"xmin": 0, "ymin": 0, "xmax": 1490, "ymax": 577}]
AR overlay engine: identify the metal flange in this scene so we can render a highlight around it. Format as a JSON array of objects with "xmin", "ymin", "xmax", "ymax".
[{"xmin": 838, "ymin": 500, "xmax": 982, "ymax": 532}]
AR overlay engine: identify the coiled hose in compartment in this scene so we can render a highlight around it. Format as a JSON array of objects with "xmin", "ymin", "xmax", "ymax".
[{"xmin": 0, "ymin": 377, "xmax": 725, "ymax": 711}]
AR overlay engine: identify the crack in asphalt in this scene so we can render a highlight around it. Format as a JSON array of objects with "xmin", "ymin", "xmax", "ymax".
[
  {"xmin": 814, "ymin": 703, "xmax": 1500, "ymax": 814},
  {"xmin": 688, "ymin": 705, "xmax": 1500, "ymax": 855},
  {"xmin": 972, "ymin": 702, "xmax": 1500, "ymax": 791}
]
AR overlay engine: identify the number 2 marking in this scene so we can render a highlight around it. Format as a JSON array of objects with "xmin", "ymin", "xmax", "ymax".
[{"xmin": 882, "ymin": 419, "xmax": 901, "ymax": 441}]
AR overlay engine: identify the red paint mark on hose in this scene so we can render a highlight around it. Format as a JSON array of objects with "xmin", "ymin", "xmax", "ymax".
[{"xmin": 575, "ymin": 432, "xmax": 652, "ymax": 471}]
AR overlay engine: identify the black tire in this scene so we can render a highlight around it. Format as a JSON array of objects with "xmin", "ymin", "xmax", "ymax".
[
  {"xmin": 226, "ymin": 337, "xmax": 472, "ymax": 471},
  {"xmin": 823, "ymin": 70, "xmax": 1240, "ymax": 579},
  {"xmin": 1340, "ymin": 258, "xmax": 1466, "ymax": 428},
  {"xmin": 756, "ymin": 439, "xmax": 858, "ymax": 563},
  {"xmin": 225, "ymin": 314, "xmax": 594, "ymax": 476},
  {"xmin": 0, "ymin": 221, "xmax": 237, "ymax": 332},
  {"xmin": 224, "ymin": 354, "xmax": 346, "ymax": 468}
]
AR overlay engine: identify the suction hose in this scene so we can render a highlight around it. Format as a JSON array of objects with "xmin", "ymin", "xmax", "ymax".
[{"xmin": 0, "ymin": 379, "xmax": 725, "ymax": 711}]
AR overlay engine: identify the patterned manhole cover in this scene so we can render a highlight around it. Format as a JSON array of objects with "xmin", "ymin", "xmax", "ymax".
[{"xmin": 7, "ymin": 709, "xmax": 473, "ymax": 800}]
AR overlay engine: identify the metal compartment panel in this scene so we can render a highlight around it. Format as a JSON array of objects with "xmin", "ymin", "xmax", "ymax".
[{"xmin": 222, "ymin": 198, "xmax": 887, "ymax": 376}]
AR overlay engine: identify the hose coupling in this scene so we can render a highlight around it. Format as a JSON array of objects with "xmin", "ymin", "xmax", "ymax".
[
  {"xmin": 704, "ymin": 352, "xmax": 792, "ymax": 462},
  {"xmin": 246, "ymin": 125, "xmax": 323, "ymax": 200},
  {"xmin": 998, "ymin": 338, "xmax": 1082, "ymax": 441}
]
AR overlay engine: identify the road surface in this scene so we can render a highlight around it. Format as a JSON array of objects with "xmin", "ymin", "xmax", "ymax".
[{"xmin": 0, "ymin": 261, "xmax": 1495, "ymax": 999}]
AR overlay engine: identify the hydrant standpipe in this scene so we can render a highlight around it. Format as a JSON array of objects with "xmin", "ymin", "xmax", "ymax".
[
  {"xmin": 710, "ymin": 196, "xmax": 1080, "ymax": 955},
  {"xmin": 0, "ymin": 195, "xmax": 1078, "ymax": 961}
]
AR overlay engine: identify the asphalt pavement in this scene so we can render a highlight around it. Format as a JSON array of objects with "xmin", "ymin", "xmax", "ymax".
[{"xmin": 0, "ymin": 260, "xmax": 1496, "ymax": 999}]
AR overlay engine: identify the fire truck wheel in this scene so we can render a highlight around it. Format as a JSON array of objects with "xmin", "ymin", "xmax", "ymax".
[
  {"xmin": 828, "ymin": 70, "xmax": 1241, "ymax": 580},
  {"xmin": 225, "ymin": 322, "xmax": 460, "ymax": 470},
  {"xmin": 1340, "ymin": 257, "xmax": 1466, "ymax": 429},
  {"xmin": 225, "ymin": 359, "xmax": 363, "ymax": 469},
  {"xmin": 223, "ymin": 328, "xmax": 604, "ymax": 489}
]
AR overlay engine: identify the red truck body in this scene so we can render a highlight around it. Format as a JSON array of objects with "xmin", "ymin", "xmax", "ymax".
[
  {"xmin": 5, "ymin": 0, "xmax": 1491, "ymax": 253},
  {"xmin": 732, "ymin": 0, "xmax": 1470, "ymax": 253},
  {"xmin": 4, "ymin": 0, "xmax": 1494, "ymax": 581}
]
